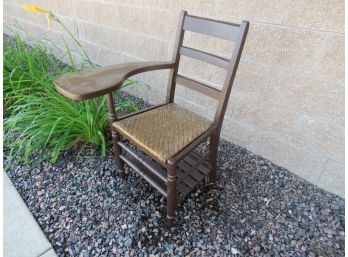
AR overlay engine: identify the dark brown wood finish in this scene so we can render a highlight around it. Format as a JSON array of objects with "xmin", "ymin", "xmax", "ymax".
[
  {"xmin": 214, "ymin": 21, "xmax": 249, "ymax": 131},
  {"xmin": 117, "ymin": 103, "xmax": 167, "ymax": 121},
  {"xmin": 175, "ymin": 74, "xmax": 221, "ymax": 100},
  {"xmin": 179, "ymin": 46, "xmax": 230, "ymax": 69},
  {"xmin": 106, "ymin": 93, "xmax": 126, "ymax": 178},
  {"xmin": 117, "ymin": 139, "xmax": 213, "ymax": 203},
  {"xmin": 183, "ymin": 14, "xmax": 241, "ymax": 41},
  {"xmin": 118, "ymin": 141, "xmax": 167, "ymax": 183},
  {"xmin": 54, "ymin": 11, "xmax": 249, "ymax": 228},
  {"xmin": 55, "ymin": 61, "xmax": 175, "ymax": 100},
  {"xmin": 166, "ymin": 158, "xmax": 177, "ymax": 227},
  {"xmin": 166, "ymin": 11, "xmax": 187, "ymax": 103}
]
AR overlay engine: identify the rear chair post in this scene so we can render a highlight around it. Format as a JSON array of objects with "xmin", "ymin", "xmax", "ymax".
[
  {"xmin": 208, "ymin": 131, "xmax": 219, "ymax": 183},
  {"xmin": 107, "ymin": 93, "xmax": 125, "ymax": 178},
  {"xmin": 166, "ymin": 11, "xmax": 186, "ymax": 103}
]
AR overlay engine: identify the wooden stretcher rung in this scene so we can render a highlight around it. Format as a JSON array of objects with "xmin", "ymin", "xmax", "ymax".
[
  {"xmin": 118, "ymin": 140, "xmax": 213, "ymax": 204},
  {"xmin": 120, "ymin": 154, "xmax": 167, "ymax": 197},
  {"xmin": 178, "ymin": 160, "xmax": 205, "ymax": 182},
  {"xmin": 118, "ymin": 141, "xmax": 167, "ymax": 183},
  {"xmin": 185, "ymin": 151, "xmax": 212, "ymax": 175},
  {"xmin": 176, "ymin": 168, "xmax": 197, "ymax": 188}
]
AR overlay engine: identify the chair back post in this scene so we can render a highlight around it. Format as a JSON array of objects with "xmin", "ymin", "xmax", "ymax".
[
  {"xmin": 166, "ymin": 11, "xmax": 187, "ymax": 103},
  {"xmin": 166, "ymin": 11, "xmax": 249, "ymax": 137},
  {"xmin": 213, "ymin": 21, "xmax": 249, "ymax": 135}
]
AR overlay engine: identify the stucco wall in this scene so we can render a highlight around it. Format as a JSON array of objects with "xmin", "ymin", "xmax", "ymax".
[{"xmin": 4, "ymin": 0, "xmax": 345, "ymax": 197}]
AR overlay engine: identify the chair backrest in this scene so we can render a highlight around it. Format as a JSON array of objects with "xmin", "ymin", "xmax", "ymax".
[{"xmin": 166, "ymin": 11, "xmax": 249, "ymax": 131}]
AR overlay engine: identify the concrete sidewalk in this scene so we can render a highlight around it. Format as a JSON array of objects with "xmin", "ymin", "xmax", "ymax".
[{"xmin": 4, "ymin": 173, "xmax": 58, "ymax": 257}]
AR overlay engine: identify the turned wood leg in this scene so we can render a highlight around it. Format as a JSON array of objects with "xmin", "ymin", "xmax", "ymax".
[
  {"xmin": 107, "ymin": 93, "xmax": 125, "ymax": 178},
  {"xmin": 112, "ymin": 130, "xmax": 125, "ymax": 178},
  {"xmin": 166, "ymin": 158, "xmax": 177, "ymax": 228}
]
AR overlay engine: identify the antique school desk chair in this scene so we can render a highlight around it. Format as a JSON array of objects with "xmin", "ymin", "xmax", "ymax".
[{"xmin": 55, "ymin": 11, "xmax": 249, "ymax": 227}]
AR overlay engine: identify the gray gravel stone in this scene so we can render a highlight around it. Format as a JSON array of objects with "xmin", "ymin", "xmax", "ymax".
[{"xmin": 4, "ymin": 95, "xmax": 345, "ymax": 257}]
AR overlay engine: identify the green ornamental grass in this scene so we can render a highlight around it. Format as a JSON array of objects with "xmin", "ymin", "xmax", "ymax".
[{"xmin": 4, "ymin": 10, "xmax": 140, "ymax": 164}]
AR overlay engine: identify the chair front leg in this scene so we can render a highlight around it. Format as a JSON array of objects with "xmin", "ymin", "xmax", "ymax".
[
  {"xmin": 166, "ymin": 158, "xmax": 177, "ymax": 227},
  {"xmin": 111, "ymin": 129, "xmax": 125, "ymax": 178},
  {"xmin": 107, "ymin": 93, "xmax": 125, "ymax": 178}
]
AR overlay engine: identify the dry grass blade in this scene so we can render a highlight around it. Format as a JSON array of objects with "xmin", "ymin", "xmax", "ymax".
[{"xmin": 186, "ymin": 248, "xmax": 199, "ymax": 257}]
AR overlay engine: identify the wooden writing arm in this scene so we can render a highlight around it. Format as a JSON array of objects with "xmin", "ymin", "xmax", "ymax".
[{"xmin": 54, "ymin": 61, "xmax": 175, "ymax": 100}]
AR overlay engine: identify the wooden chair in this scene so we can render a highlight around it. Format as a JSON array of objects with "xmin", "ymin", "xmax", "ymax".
[{"xmin": 55, "ymin": 11, "xmax": 249, "ymax": 227}]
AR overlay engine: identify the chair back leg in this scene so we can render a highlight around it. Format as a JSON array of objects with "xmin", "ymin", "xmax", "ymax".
[
  {"xmin": 166, "ymin": 158, "xmax": 177, "ymax": 227},
  {"xmin": 208, "ymin": 132, "xmax": 219, "ymax": 183}
]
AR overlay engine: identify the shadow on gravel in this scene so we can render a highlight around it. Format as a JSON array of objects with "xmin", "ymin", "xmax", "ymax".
[{"xmin": 5, "ymin": 140, "xmax": 344, "ymax": 257}]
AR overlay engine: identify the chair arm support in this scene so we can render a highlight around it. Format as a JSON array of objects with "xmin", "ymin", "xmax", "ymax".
[{"xmin": 54, "ymin": 61, "xmax": 175, "ymax": 100}]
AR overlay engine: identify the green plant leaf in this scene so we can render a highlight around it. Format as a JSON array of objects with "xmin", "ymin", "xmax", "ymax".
[{"xmin": 4, "ymin": 32, "xmax": 141, "ymax": 165}]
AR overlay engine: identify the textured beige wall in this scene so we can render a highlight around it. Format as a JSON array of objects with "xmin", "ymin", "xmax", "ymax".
[{"xmin": 4, "ymin": 0, "xmax": 344, "ymax": 197}]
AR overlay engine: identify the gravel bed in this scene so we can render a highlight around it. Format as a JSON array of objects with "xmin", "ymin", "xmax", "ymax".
[
  {"xmin": 5, "ymin": 138, "xmax": 344, "ymax": 257},
  {"xmin": 6, "ymin": 32, "xmax": 343, "ymax": 256}
]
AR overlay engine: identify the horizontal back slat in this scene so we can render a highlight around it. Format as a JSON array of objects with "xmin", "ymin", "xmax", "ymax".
[
  {"xmin": 183, "ymin": 14, "xmax": 240, "ymax": 41},
  {"xmin": 175, "ymin": 74, "xmax": 221, "ymax": 100},
  {"xmin": 180, "ymin": 46, "xmax": 230, "ymax": 69}
]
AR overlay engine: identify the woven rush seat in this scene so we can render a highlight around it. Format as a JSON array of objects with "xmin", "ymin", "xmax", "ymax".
[{"xmin": 113, "ymin": 103, "xmax": 212, "ymax": 165}]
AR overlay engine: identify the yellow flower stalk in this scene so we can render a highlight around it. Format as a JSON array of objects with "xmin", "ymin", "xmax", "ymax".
[
  {"xmin": 22, "ymin": 4, "xmax": 48, "ymax": 13},
  {"xmin": 22, "ymin": 4, "xmax": 94, "ymax": 66},
  {"xmin": 45, "ymin": 14, "xmax": 51, "ymax": 28},
  {"xmin": 23, "ymin": 5, "xmax": 52, "ymax": 28}
]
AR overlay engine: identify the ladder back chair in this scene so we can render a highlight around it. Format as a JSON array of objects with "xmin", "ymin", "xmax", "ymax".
[{"xmin": 55, "ymin": 11, "xmax": 249, "ymax": 227}]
